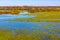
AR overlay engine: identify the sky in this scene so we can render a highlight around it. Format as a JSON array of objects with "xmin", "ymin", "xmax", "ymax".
[{"xmin": 0, "ymin": 0, "xmax": 60, "ymax": 6}]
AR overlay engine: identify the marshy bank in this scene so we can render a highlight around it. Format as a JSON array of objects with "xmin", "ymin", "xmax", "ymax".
[
  {"xmin": 0, "ymin": 21, "xmax": 60, "ymax": 40},
  {"xmin": 0, "ymin": 11, "xmax": 60, "ymax": 40}
]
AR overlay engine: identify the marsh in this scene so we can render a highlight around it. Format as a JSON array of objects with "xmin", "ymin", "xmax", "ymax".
[{"xmin": 0, "ymin": 11, "xmax": 60, "ymax": 40}]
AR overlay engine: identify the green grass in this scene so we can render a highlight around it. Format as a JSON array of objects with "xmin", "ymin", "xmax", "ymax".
[
  {"xmin": 0, "ymin": 22, "xmax": 59, "ymax": 40},
  {"xmin": 0, "ymin": 25, "xmax": 60, "ymax": 40},
  {"xmin": 10, "ymin": 11, "xmax": 60, "ymax": 22}
]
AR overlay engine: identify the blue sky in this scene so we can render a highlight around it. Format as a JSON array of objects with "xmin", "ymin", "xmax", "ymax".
[{"xmin": 0, "ymin": 0, "xmax": 60, "ymax": 6}]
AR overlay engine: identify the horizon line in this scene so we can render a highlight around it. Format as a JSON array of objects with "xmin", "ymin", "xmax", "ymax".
[{"xmin": 0, "ymin": 5, "xmax": 60, "ymax": 6}]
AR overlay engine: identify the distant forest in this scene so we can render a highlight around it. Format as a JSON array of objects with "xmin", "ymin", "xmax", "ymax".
[{"xmin": 0, "ymin": 6, "xmax": 60, "ymax": 14}]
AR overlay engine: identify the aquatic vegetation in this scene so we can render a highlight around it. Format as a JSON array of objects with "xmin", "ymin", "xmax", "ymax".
[
  {"xmin": 1, "ymin": 11, "xmax": 60, "ymax": 22},
  {"xmin": 9, "ymin": 11, "xmax": 60, "ymax": 22},
  {"xmin": 0, "ymin": 28, "xmax": 12, "ymax": 40},
  {"xmin": 0, "ymin": 11, "xmax": 60, "ymax": 40},
  {"xmin": 0, "ymin": 24, "xmax": 60, "ymax": 40}
]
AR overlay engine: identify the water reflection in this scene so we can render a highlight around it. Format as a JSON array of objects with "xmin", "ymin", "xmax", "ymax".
[
  {"xmin": 20, "ymin": 11, "xmax": 29, "ymax": 15},
  {"xmin": 0, "ymin": 11, "xmax": 35, "ymax": 20}
]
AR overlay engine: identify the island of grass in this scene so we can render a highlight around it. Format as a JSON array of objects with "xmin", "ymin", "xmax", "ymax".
[{"xmin": 6, "ymin": 11, "xmax": 60, "ymax": 22}]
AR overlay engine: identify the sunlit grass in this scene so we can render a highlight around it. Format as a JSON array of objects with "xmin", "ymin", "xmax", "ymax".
[
  {"xmin": 0, "ymin": 11, "xmax": 60, "ymax": 40},
  {"xmin": 9, "ymin": 11, "xmax": 60, "ymax": 22},
  {"xmin": 0, "ymin": 23, "xmax": 60, "ymax": 40}
]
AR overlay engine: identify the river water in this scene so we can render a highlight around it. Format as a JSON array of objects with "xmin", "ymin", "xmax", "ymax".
[{"xmin": 0, "ymin": 12, "xmax": 60, "ymax": 34}]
